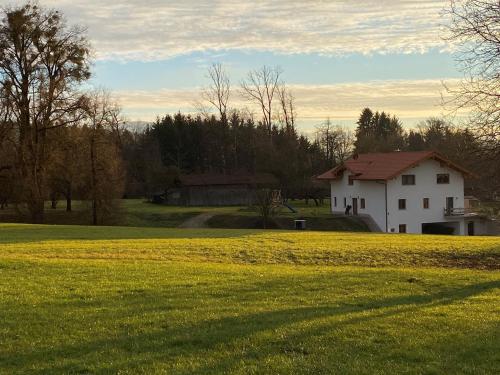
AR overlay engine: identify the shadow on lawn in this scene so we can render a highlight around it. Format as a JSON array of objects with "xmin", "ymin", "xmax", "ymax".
[
  {"xmin": 6, "ymin": 280, "xmax": 499, "ymax": 374},
  {"xmin": 0, "ymin": 225, "xmax": 263, "ymax": 244}
]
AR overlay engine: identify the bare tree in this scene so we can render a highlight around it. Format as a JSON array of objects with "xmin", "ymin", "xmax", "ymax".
[
  {"xmin": 444, "ymin": 0, "xmax": 500, "ymax": 155},
  {"xmin": 83, "ymin": 90, "xmax": 124, "ymax": 225},
  {"xmin": 255, "ymin": 188, "xmax": 279, "ymax": 229},
  {"xmin": 315, "ymin": 119, "xmax": 354, "ymax": 166},
  {"xmin": 202, "ymin": 63, "xmax": 230, "ymax": 120},
  {"xmin": 0, "ymin": 95, "xmax": 12, "ymax": 143},
  {"xmin": 0, "ymin": 3, "xmax": 90, "ymax": 222},
  {"xmin": 277, "ymin": 83, "xmax": 296, "ymax": 131},
  {"xmin": 240, "ymin": 66, "xmax": 282, "ymax": 132}
]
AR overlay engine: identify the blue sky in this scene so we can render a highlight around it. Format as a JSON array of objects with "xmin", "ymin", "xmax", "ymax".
[
  {"xmin": 92, "ymin": 49, "xmax": 460, "ymax": 90},
  {"xmin": 4, "ymin": 0, "xmax": 464, "ymax": 131}
]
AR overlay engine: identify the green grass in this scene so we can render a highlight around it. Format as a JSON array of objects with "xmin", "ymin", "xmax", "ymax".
[
  {"xmin": 0, "ymin": 200, "xmax": 243, "ymax": 227},
  {"xmin": 206, "ymin": 212, "xmax": 369, "ymax": 231},
  {"xmin": 0, "ymin": 199, "xmax": 365, "ymax": 232},
  {"xmin": 0, "ymin": 224, "xmax": 499, "ymax": 374}
]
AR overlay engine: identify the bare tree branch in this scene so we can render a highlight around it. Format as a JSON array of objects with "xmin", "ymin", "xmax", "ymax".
[
  {"xmin": 443, "ymin": 0, "xmax": 500, "ymax": 155},
  {"xmin": 240, "ymin": 65, "xmax": 282, "ymax": 132},
  {"xmin": 201, "ymin": 62, "xmax": 230, "ymax": 120}
]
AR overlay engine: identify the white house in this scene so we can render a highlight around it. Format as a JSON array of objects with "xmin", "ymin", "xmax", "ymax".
[{"xmin": 317, "ymin": 151, "xmax": 488, "ymax": 235}]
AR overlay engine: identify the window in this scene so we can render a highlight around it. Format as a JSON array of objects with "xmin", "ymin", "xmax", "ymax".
[
  {"xmin": 399, "ymin": 224, "xmax": 407, "ymax": 233},
  {"xmin": 334, "ymin": 197, "xmax": 337, "ymax": 207},
  {"xmin": 360, "ymin": 198, "xmax": 365, "ymax": 209},
  {"xmin": 343, "ymin": 197, "xmax": 347, "ymax": 208},
  {"xmin": 348, "ymin": 176, "xmax": 354, "ymax": 185},
  {"xmin": 437, "ymin": 174, "xmax": 450, "ymax": 184},
  {"xmin": 402, "ymin": 174, "xmax": 415, "ymax": 185},
  {"xmin": 423, "ymin": 198, "xmax": 429, "ymax": 209},
  {"xmin": 398, "ymin": 199, "xmax": 406, "ymax": 210}
]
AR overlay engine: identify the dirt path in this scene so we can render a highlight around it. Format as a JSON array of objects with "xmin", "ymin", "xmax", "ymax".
[{"xmin": 178, "ymin": 213, "xmax": 215, "ymax": 228}]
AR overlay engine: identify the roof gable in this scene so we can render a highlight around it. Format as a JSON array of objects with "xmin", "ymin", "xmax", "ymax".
[{"xmin": 317, "ymin": 151, "xmax": 473, "ymax": 181}]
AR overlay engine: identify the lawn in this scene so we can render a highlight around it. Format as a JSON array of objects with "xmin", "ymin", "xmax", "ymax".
[
  {"xmin": 0, "ymin": 200, "xmax": 233, "ymax": 227},
  {"xmin": 0, "ymin": 199, "xmax": 368, "ymax": 231},
  {"xmin": 0, "ymin": 224, "xmax": 499, "ymax": 374}
]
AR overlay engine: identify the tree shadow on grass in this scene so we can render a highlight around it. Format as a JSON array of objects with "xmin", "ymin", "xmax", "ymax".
[{"xmin": 4, "ymin": 280, "xmax": 499, "ymax": 374}]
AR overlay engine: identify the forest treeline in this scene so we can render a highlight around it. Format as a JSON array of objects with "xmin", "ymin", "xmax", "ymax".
[
  {"xmin": 0, "ymin": 2, "xmax": 498, "ymax": 224},
  {"xmin": 124, "ymin": 109, "xmax": 498, "ymax": 202}
]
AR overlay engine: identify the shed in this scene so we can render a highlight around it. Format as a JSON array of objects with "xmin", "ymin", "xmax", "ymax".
[{"xmin": 165, "ymin": 172, "xmax": 278, "ymax": 206}]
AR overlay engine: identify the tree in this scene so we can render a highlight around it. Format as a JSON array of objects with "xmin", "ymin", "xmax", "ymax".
[
  {"xmin": 277, "ymin": 83, "xmax": 296, "ymax": 131},
  {"xmin": 201, "ymin": 63, "xmax": 230, "ymax": 121},
  {"xmin": 46, "ymin": 125, "xmax": 87, "ymax": 212},
  {"xmin": 0, "ymin": 138, "xmax": 15, "ymax": 209},
  {"xmin": 240, "ymin": 66, "xmax": 282, "ymax": 132},
  {"xmin": 255, "ymin": 188, "xmax": 279, "ymax": 229},
  {"xmin": 354, "ymin": 108, "xmax": 405, "ymax": 153},
  {"xmin": 355, "ymin": 108, "xmax": 374, "ymax": 138},
  {"xmin": 0, "ymin": 3, "xmax": 90, "ymax": 222},
  {"xmin": 406, "ymin": 130, "xmax": 426, "ymax": 151},
  {"xmin": 445, "ymin": 0, "xmax": 500, "ymax": 155},
  {"xmin": 315, "ymin": 119, "xmax": 354, "ymax": 167},
  {"xmin": 82, "ymin": 90, "xmax": 124, "ymax": 225}
]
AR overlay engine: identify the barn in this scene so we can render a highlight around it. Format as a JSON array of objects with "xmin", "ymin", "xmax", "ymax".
[{"xmin": 164, "ymin": 173, "xmax": 278, "ymax": 206}]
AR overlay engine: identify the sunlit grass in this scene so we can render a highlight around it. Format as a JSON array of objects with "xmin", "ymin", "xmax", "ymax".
[
  {"xmin": 1, "ymin": 224, "xmax": 498, "ymax": 269},
  {"xmin": 0, "ymin": 224, "xmax": 499, "ymax": 374}
]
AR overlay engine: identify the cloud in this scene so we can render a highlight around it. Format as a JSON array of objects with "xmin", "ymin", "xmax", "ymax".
[
  {"xmin": 28, "ymin": 0, "xmax": 450, "ymax": 61},
  {"xmin": 115, "ymin": 79, "xmax": 461, "ymax": 128}
]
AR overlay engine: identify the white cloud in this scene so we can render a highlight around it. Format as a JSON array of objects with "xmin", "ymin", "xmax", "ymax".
[
  {"xmin": 115, "ymin": 79, "xmax": 461, "ymax": 127},
  {"xmin": 24, "ymin": 0, "xmax": 451, "ymax": 61}
]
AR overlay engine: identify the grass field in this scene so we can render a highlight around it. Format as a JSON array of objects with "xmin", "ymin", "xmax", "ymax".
[
  {"xmin": 0, "ymin": 199, "xmax": 368, "ymax": 231},
  {"xmin": 1, "ymin": 224, "xmax": 499, "ymax": 374}
]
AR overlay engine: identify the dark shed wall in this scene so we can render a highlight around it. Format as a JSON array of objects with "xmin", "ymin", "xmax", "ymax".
[{"xmin": 186, "ymin": 185, "xmax": 255, "ymax": 206}]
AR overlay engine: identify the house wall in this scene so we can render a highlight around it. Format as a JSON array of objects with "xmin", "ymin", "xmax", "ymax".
[
  {"xmin": 386, "ymin": 159, "xmax": 465, "ymax": 234},
  {"xmin": 330, "ymin": 172, "xmax": 387, "ymax": 231},
  {"xmin": 329, "ymin": 158, "xmax": 468, "ymax": 235}
]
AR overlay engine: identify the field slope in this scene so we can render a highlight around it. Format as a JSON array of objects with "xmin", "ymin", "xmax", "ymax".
[{"xmin": 0, "ymin": 224, "xmax": 499, "ymax": 374}]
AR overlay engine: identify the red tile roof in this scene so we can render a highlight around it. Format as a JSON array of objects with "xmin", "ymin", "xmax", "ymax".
[{"xmin": 317, "ymin": 151, "xmax": 473, "ymax": 181}]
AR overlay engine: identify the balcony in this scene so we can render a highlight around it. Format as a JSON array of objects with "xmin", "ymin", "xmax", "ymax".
[{"xmin": 443, "ymin": 207, "xmax": 477, "ymax": 217}]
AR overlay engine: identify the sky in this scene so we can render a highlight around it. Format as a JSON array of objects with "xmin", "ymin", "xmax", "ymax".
[{"xmin": 3, "ymin": 0, "xmax": 464, "ymax": 131}]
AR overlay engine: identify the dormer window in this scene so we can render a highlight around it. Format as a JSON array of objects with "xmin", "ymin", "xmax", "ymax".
[
  {"xmin": 402, "ymin": 175, "xmax": 415, "ymax": 185},
  {"xmin": 437, "ymin": 174, "xmax": 450, "ymax": 184},
  {"xmin": 348, "ymin": 176, "xmax": 354, "ymax": 185}
]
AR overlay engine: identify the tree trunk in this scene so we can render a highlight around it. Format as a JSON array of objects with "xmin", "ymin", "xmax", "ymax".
[
  {"xmin": 90, "ymin": 136, "xmax": 98, "ymax": 225},
  {"xmin": 26, "ymin": 166, "xmax": 45, "ymax": 224},
  {"xmin": 92, "ymin": 199, "xmax": 97, "ymax": 225},
  {"xmin": 66, "ymin": 186, "xmax": 72, "ymax": 212}
]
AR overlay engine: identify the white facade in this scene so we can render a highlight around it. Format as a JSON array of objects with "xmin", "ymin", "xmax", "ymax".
[{"xmin": 330, "ymin": 158, "xmax": 481, "ymax": 235}]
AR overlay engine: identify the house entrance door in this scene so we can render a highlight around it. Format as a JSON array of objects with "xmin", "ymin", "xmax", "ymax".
[
  {"xmin": 352, "ymin": 198, "xmax": 358, "ymax": 215},
  {"xmin": 467, "ymin": 221, "xmax": 474, "ymax": 236}
]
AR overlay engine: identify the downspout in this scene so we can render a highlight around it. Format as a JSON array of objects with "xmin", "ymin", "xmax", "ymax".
[
  {"xmin": 384, "ymin": 182, "xmax": 388, "ymax": 232},
  {"xmin": 376, "ymin": 180, "xmax": 389, "ymax": 233}
]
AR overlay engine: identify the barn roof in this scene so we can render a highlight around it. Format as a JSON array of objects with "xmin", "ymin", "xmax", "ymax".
[
  {"xmin": 317, "ymin": 151, "xmax": 474, "ymax": 181},
  {"xmin": 179, "ymin": 172, "xmax": 278, "ymax": 186}
]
